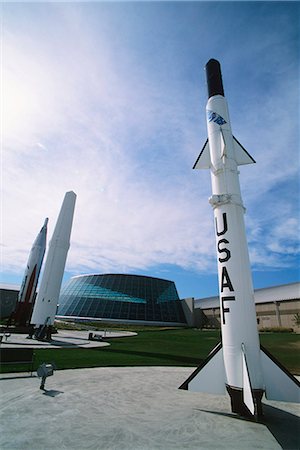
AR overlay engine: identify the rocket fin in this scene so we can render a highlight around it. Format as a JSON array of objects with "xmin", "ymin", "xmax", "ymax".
[
  {"xmin": 220, "ymin": 129, "xmax": 227, "ymax": 160},
  {"xmin": 241, "ymin": 345, "xmax": 255, "ymax": 415},
  {"xmin": 193, "ymin": 139, "xmax": 211, "ymax": 169},
  {"xmin": 233, "ymin": 136, "xmax": 256, "ymax": 165},
  {"xmin": 179, "ymin": 342, "xmax": 226, "ymax": 394},
  {"xmin": 260, "ymin": 345, "xmax": 300, "ymax": 403}
]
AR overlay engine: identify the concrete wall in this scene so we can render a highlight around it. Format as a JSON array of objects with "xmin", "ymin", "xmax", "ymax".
[
  {"xmin": 181, "ymin": 298, "xmax": 195, "ymax": 326},
  {"xmin": 256, "ymin": 299, "xmax": 300, "ymax": 329}
]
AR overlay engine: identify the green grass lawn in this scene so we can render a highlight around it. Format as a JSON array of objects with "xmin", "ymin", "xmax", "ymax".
[
  {"xmin": 260, "ymin": 332, "xmax": 300, "ymax": 374},
  {"xmin": 1, "ymin": 328, "xmax": 299, "ymax": 374},
  {"xmin": 31, "ymin": 329, "xmax": 221, "ymax": 372}
]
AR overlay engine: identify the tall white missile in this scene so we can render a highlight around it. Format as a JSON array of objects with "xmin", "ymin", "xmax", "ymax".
[
  {"xmin": 13, "ymin": 218, "xmax": 48, "ymax": 326},
  {"xmin": 30, "ymin": 191, "xmax": 76, "ymax": 336},
  {"xmin": 180, "ymin": 59, "xmax": 299, "ymax": 418}
]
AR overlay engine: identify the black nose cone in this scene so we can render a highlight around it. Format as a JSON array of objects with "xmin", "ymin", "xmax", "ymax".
[{"xmin": 205, "ymin": 59, "xmax": 224, "ymax": 98}]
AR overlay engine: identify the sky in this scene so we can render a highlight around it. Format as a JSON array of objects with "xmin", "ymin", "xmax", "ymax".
[{"xmin": 1, "ymin": 1, "xmax": 299, "ymax": 299}]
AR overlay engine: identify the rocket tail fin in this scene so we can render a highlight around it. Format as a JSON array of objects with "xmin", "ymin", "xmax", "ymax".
[
  {"xmin": 225, "ymin": 346, "xmax": 264, "ymax": 418},
  {"xmin": 193, "ymin": 139, "xmax": 211, "ymax": 169},
  {"xmin": 193, "ymin": 135, "xmax": 255, "ymax": 169},
  {"xmin": 260, "ymin": 345, "xmax": 300, "ymax": 403},
  {"xmin": 241, "ymin": 345, "xmax": 255, "ymax": 415},
  {"xmin": 232, "ymin": 136, "xmax": 256, "ymax": 165},
  {"xmin": 179, "ymin": 342, "xmax": 226, "ymax": 394}
]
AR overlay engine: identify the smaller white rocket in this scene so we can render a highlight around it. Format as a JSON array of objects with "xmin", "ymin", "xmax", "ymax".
[
  {"xmin": 13, "ymin": 218, "xmax": 48, "ymax": 326},
  {"xmin": 30, "ymin": 191, "xmax": 76, "ymax": 338},
  {"xmin": 180, "ymin": 59, "xmax": 300, "ymax": 418}
]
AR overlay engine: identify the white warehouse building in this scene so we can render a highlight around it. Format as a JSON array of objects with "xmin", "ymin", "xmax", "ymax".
[{"xmin": 188, "ymin": 282, "xmax": 300, "ymax": 330}]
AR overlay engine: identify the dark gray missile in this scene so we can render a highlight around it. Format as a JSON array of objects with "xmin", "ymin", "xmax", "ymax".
[{"xmin": 12, "ymin": 218, "xmax": 48, "ymax": 326}]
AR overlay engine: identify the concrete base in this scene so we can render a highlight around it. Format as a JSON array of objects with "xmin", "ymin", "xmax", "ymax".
[
  {"xmin": 0, "ymin": 367, "xmax": 299, "ymax": 449},
  {"xmin": 0, "ymin": 330, "xmax": 137, "ymax": 349}
]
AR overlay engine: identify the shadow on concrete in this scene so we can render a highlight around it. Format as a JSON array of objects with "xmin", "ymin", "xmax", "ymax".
[
  {"xmin": 47, "ymin": 340, "xmax": 79, "ymax": 347},
  {"xmin": 197, "ymin": 404, "xmax": 300, "ymax": 449},
  {"xmin": 263, "ymin": 404, "xmax": 300, "ymax": 450},
  {"xmin": 50, "ymin": 339, "xmax": 93, "ymax": 347},
  {"xmin": 53, "ymin": 336, "xmax": 89, "ymax": 341},
  {"xmin": 196, "ymin": 408, "xmax": 253, "ymax": 422},
  {"xmin": 0, "ymin": 340, "xmax": 84, "ymax": 348},
  {"xmin": 42, "ymin": 389, "xmax": 64, "ymax": 397}
]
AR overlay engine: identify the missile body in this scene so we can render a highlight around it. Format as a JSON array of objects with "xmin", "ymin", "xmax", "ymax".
[
  {"xmin": 13, "ymin": 218, "xmax": 48, "ymax": 326},
  {"xmin": 180, "ymin": 59, "xmax": 300, "ymax": 418},
  {"xmin": 30, "ymin": 191, "xmax": 76, "ymax": 337}
]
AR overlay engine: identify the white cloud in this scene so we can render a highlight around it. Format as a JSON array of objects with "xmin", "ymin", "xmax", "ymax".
[
  {"xmin": 1, "ymin": 3, "xmax": 299, "ymax": 286},
  {"xmin": 1, "ymin": 17, "xmax": 214, "ymax": 278}
]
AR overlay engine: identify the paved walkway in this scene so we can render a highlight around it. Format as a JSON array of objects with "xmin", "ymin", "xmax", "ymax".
[
  {"xmin": 0, "ymin": 367, "xmax": 299, "ymax": 450},
  {"xmin": 0, "ymin": 330, "xmax": 137, "ymax": 349}
]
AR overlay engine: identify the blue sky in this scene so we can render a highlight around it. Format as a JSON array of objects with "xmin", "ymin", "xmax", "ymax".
[{"xmin": 1, "ymin": 2, "xmax": 299, "ymax": 299}]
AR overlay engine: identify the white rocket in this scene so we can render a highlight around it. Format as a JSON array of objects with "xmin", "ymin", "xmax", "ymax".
[
  {"xmin": 180, "ymin": 59, "xmax": 300, "ymax": 418},
  {"xmin": 30, "ymin": 191, "xmax": 76, "ymax": 335},
  {"xmin": 13, "ymin": 218, "xmax": 48, "ymax": 325}
]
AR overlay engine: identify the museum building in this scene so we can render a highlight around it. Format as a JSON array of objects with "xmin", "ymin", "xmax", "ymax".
[
  {"xmin": 56, "ymin": 274, "xmax": 187, "ymax": 325},
  {"xmin": 1, "ymin": 279, "xmax": 299, "ymax": 329}
]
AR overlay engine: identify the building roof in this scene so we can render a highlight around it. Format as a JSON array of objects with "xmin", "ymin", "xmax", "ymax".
[
  {"xmin": 70, "ymin": 273, "xmax": 175, "ymax": 284},
  {"xmin": 0, "ymin": 282, "xmax": 20, "ymax": 291},
  {"xmin": 195, "ymin": 282, "xmax": 300, "ymax": 310}
]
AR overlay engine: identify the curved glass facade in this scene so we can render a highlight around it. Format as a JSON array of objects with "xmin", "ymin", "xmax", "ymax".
[{"xmin": 57, "ymin": 274, "xmax": 186, "ymax": 324}]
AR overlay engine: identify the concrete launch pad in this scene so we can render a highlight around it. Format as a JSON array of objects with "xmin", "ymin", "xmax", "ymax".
[
  {"xmin": 0, "ymin": 367, "xmax": 299, "ymax": 449},
  {"xmin": 0, "ymin": 330, "xmax": 137, "ymax": 349}
]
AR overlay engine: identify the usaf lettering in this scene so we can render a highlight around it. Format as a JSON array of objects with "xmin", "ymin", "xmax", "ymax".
[{"xmin": 215, "ymin": 212, "xmax": 235, "ymax": 324}]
